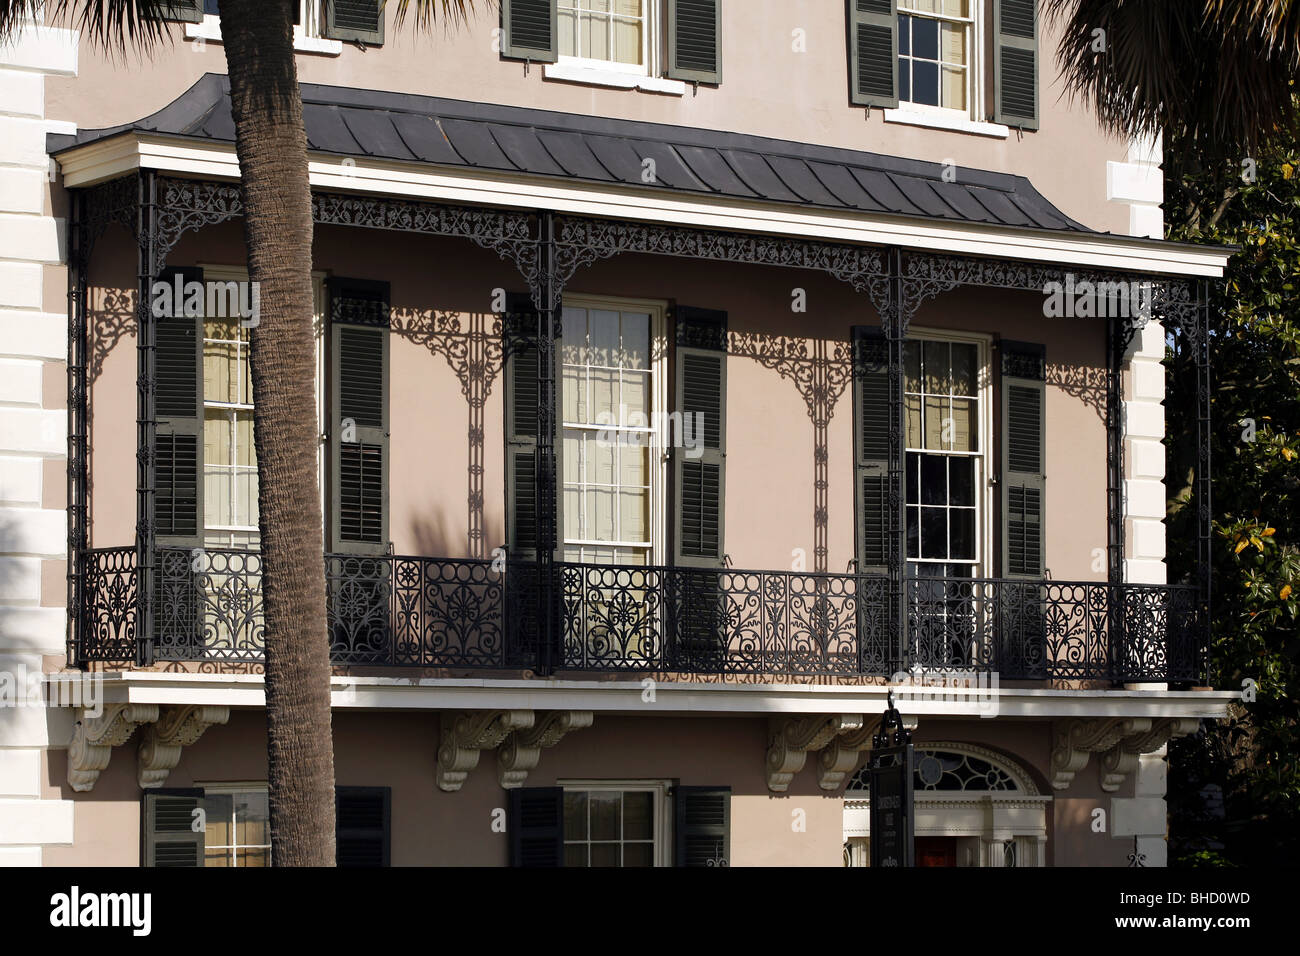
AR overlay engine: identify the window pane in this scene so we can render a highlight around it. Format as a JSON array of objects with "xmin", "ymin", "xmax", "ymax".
[
  {"xmin": 904, "ymin": 341, "xmax": 921, "ymax": 388},
  {"xmin": 560, "ymin": 306, "xmax": 588, "ymax": 366},
  {"xmin": 235, "ymin": 791, "xmax": 268, "ymax": 843},
  {"xmin": 590, "ymin": 842, "xmax": 620, "ymax": 867},
  {"xmin": 905, "ymin": 395, "xmax": 922, "ymax": 448},
  {"xmin": 562, "ymin": 364, "xmax": 585, "ymax": 423},
  {"xmin": 204, "ymin": 793, "xmax": 233, "ymax": 847},
  {"xmin": 623, "ymin": 791, "xmax": 653, "ymax": 840},
  {"xmin": 613, "ymin": 15, "xmax": 642, "ymax": 65},
  {"xmin": 623, "ymin": 842, "xmax": 654, "ymax": 867},
  {"xmin": 619, "ymin": 442, "xmax": 648, "ymax": 487},
  {"xmin": 941, "ymin": 22, "xmax": 966, "ymax": 66},
  {"xmin": 920, "ymin": 453, "xmax": 947, "ymax": 505},
  {"xmin": 906, "ymin": 452, "xmax": 920, "ymax": 504},
  {"xmin": 621, "ymin": 311, "xmax": 650, "ymax": 369},
  {"xmin": 565, "ymin": 843, "xmax": 588, "ymax": 867},
  {"xmin": 921, "ymin": 507, "xmax": 948, "ymax": 559},
  {"xmin": 923, "ymin": 341, "xmax": 949, "ymax": 393},
  {"xmin": 621, "ymin": 370, "xmax": 650, "ymax": 419},
  {"xmin": 205, "ymin": 468, "xmax": 231, "ymax": 527},
  {"xmin": 912, "ymin": 61, "xmax": 939, "ymax": 106},
  {"xmin": 949, "ymin": 457, "xmax": 974, "ymax": 507},
  {"xmin": 898, "ymin": 14, "xmax": 911, "ymax": 55},
  {"xmin": 949, "ymin": 397, "xmax": 975, "ymax": 451},
  {"xmin": 942, "ymin": 66, "xmax": 966, "ymax": 110},
  {"xmin": 619, "ymin": 489, "xmax": 647, "ymax": 541},
  {"xmin": 204, "ymin": 848, "xmax": 230, "ymax": 867},
  {"xmin": 564, "ymin": 791, "xmax": 588, "ymax": 840},
  {"xmin": 907, "ymin": 507, "xmax": 920, "ymax": 558},
  {"xmin": 587, "ymin": 434, "xmax": 615, "ymax": 484},
  {"xmin": 236, "ymin": 847, "xmax": 269, "ymax": 867},
  {"xmin": 564, "ymin": 486, "xmax": 582, "ymax": 540},
  {"xmin": 589, "ymin": 368, "xmax": 617, "ymax": 422},
  {"xmin": 951, "ymin": 343, "xmax": 976, "ymax": 395},
  {"xmin": 587, "ymin": 488, "xmax": 615, "ymax": 540},
  {"xmin": 910, "ymin": 0, "xmax": 939, "ymax": 15},
  {"xmin": 203, "ymin": 333, "xmax": 236, "ymax": 404},
  {"xmin": 234, "ymin": 469, "xmax": 258, "ymax": 527},
  {"xmin": 559, "ymin": 7, "xmax": 578, "ymax": 57},
  {"xmin": 898, "ymin": 58, "xmax": 911, "ymax": 102},
  {"xmin": 951, "ymin": 508, "xmax": 976, "ymax": 560},
  {"xmin": 912, "ymin": 16, "xmax": 938, "ymax": 60},
  {"xmin": 590, "ymin": 791, "xmax": 620, "ymax": 841},
  {"xmin": 205, "ymin": 409, "xmax": 231, "ymax": 465},
  {"xmin": 924, "ymin": 395, "xmax": 945, "ymax": 449},
  {"xmin": 942, "ymin": 0, "xmax": 968, "ymax": 17},
  {"xmin": 235, "ymin": 412, "xmax": 256, "ymax": 466}
]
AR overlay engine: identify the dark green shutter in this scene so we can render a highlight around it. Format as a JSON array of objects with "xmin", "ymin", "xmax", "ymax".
[
  {"xmin": 993, "ymin": 0, "xmax": 1039, "ymax": 129},
  {"xmin": 155, "ymin": 0, "xmax": 203, "ymax": 23},
  {"xmin": 1000, "ymin": 341, "xmax": 1045, "ymax": 578},
  {"xmin": 142, "ymin": 788, "xmax": 205, "ymax": 867},
  {"xmin": 156, "ymin": 266, "xmax": 204, "ymax": 549},
  {"xmin": 673, "ymin": 307, "xmax": 726, "ymax": 568},
  {"xmin": 667, "ymin": 0, "xmax": 722, "ymax": 84},
  {"xmin": 336, "ymin": 786, "xmax": 390, "ymax": 867},
  {"xmin": 674, "ymin": 785, "xmax": 730, "ymax": 867},
  {"xmin": 852, "ymin": 327, "xmax": 890, "ymax": 575},
  {"xmin": 323, "ymin": 0, "xmax": 385, "ymax": 45},
  {"xmin": 504, "ymin": 293, "xmax": 541, "ymax": 561},
  {"xmin": 501, "ymin": 0, "xmax": 558, "ymax": 62},
  {"xmin": 509, "ymin": 786, "xmax": 564, "ymax": 867},
  {"xmin": 848, "ymin": 0, "xmax": 898, "ymax": 108},
  {"xmin": 329, "ymin": 278, "xmax": 389, "ymax": 555}
]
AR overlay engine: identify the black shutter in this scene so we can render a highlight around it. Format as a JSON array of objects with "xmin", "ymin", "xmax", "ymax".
[
  {"xmin": 155, "ymin": 266, "xmax": 204, "ymax": 548},
  {"xmin": 673, "ymin": 307, "xmax": 726, "ymax": 568},
  {"xmin": 142, "ymin": 788, "xmax": 205, "ymax": 867},
  {"xmin": 504, "ymin": 293, "xmax": 542, "ymax": 561},
  {"xmin": 852, "ymin": 327, "xmax": 890, "ymax": 575},
  {"xmin": 509, "ymin": 786, "xmax": 565, "ymax": 867},
  {"xmin": 501, "ymin": 0, "xmax": 558, "ymax": 62},
  {"xmin": 993, "ymin": 0, "xmax": 1039, "ymax": 129},
  {"xmin": 329, "ymin": 278, "xmax": 390, "ymax": 555},
  {"xmin": 667, "ymin": 0, "xmax": 722, "ymax": 84},
  {"xmin": 336, "ymin": 786, "xmax": 391, "ymax": 867},
  {"xmin": 1000, "ymin": 341, "xmax": 1046, "ymax": 578},
  {"xmin": 847, "ymin": 0, "xmax": 898, "ymax": 108},
  {"xmin": 323, "ymin": 0, "xmax": 385, "ymax": 45},
  {"xmin": 156, "ymin": 0, "xmax": 203, "ymax": 23},
  {"xmin": 674, "ymin": 785, "xmax": 730, "ymax": 866}
]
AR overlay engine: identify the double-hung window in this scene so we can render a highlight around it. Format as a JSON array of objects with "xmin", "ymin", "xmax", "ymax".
[
  {"xmin": 200, "ymin": 785, "xmax": 271, "ymax": 868},
  {"xmin": 558, "ymin": 0, "xmax": 651, "ymax": 74},
  {"xmin": 898, "ymin": 0, "xmax": 974, "ymax": 114},
  {"xmin": 202, "ymin": 309, "xmax": 259, "ymax": 551},
  {"xmin": 562, "ymin": 781, "xmax": 668, "ymax": 867}
]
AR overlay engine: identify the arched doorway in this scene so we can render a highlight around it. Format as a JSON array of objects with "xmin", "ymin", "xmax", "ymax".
[{"xmin": 843, "ymin": 742, "xmax": 1050, "ymax": 867}]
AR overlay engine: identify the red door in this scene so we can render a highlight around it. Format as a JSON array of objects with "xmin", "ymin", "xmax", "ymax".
[{"xmin": 915, "ymin": 837, "xmax": 958, "ymax": 867}]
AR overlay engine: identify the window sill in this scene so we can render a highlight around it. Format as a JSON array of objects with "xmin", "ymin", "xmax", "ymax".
[
  {"xmin": 185, "ymin": 15, "xmax": 343, "ymax": 57},
  {"xmin": 883, "ymin": 107, "xmax": 1009, "ymax": 139},
  {"xmin": 543, "ymin": 62, "xmax": 686, "ymax": 96}
]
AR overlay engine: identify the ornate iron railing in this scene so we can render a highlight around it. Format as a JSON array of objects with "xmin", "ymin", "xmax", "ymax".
[{"xmin": 75, "ymin": 547, "xmax": 1204, "ymax": 681}]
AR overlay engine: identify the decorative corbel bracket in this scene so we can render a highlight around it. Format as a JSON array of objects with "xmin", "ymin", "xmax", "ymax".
[
  {"xmin": 498, "ymin": 711, "xmax": 593, "ymax": 789},
  {"xmin": 67, "ymin": 703, "xmax": 159, "ymax": 792},
  {"xmin": 137, "ymin": 705, "xmax": 231, "ymax": 789},
  {"xmin": 767, "ymin": 714, "xmax": 865, "ymax": 792},
  {"xmin": 1050, "ymin": 717, "xmax": 1151, "ymax": 791},
  {"xmin": 817, "ymin": 716, "xmax": 882, "ymax": 791},
  {"xmin": 1099, "ymin": 717, "xmax": 1200, "ymax": 793},
  {"xmin": 437, "ymin": 710, "xmax": 534, "ymax": 792}
]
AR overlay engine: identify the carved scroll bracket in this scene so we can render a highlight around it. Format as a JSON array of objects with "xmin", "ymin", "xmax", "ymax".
[
  {"xmin": 437, "ymin": 710, "xmax": 534, "ymax": 792},
  {"xmin": 137, "ymin": 704, "xmax": 231, "ymax": 789},
  {"xmin": 767, "ymin": 714, "xmax": 865, "ymax": 792},
  {"xmin": 1050, "ymin": 717, "xmax": 1152, "ymax": 791},
  {"xmin": 817, "ymin": 716, "xmax": 882, "ymax": 791},
  {"xmin": 1099, "ymin": 717, "xmax": 1200, "ymax": 793},
  {"xmin": 67, "ymin": 703, "xmax": 159, "ymax": 792},
  {"xmin": 497, "ymin": 710, "xmax": 594, "ymax": 789}
]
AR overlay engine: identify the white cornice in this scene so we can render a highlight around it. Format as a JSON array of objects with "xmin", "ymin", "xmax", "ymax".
[
  {"xmin": 88, "ymin": 671, "xmax": 1239, "ymax": 719},
  {"xmin": 53, "ymin": 132, "xmax": 1233, "ymax": 279}
]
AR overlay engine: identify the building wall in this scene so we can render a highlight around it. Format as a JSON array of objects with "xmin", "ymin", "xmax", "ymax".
[{"xmin": 41, "ymin": 2, "xmax": 1135, "ymax": 236}]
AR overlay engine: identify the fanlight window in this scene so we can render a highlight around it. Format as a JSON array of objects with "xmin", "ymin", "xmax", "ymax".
[{"xmin": 848, "ymin": 748, "xmax": 1020, "ymax": 792}]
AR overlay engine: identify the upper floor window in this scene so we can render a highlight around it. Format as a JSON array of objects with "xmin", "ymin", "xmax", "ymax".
[
  {"xmin": 558, "ymin": 0, "xmax": 651, "ymax": 74},
  {"xmin": 898, "ymin": 0, "xmax": 973, "ymax": 113}
]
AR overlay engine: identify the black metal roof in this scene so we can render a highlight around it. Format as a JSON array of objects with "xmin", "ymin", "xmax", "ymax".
[{"xmin": 50, "ymin": 72, "xmax": 1093, "ymax": 233}]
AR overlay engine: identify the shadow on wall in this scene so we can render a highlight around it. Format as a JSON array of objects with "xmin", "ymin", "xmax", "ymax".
[{"xmin": 1046, "ymin": 360, "xmax": 1107, "ymax": 423}]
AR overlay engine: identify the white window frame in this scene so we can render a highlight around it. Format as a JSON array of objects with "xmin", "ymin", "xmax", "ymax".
[
  {"xmin": 545, "ymin": 0, "xmax": 686, "ymax": 95},
  {"xmin": 196, "ymin": 782, "xmax": 271, "ymax": 868},
  {"xmin": 559, "ymin": 293, "xmax": 668, "ymax": 566},
  {"xmin": 903, "ymin": 327, "xmax": 993, "ymax": 579},
  {"xmin": 185, "ymin": 0, "xmax": 343, "ymax": 56},
  {"xmin": 558, "ymin": 778, "xmax": 673, "ymax": 867},
  {"xmin": 557, "ymin": 0, "xmax": 653, "ymax": 76},
  {"xmin": 885, "ymin": 1, "xmax": 1010, "ymax": 138}
]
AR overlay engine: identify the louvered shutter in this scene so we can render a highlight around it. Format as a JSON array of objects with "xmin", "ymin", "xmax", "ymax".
[
  {"xmin": 323, "ymin": 0, "xmax": 385, "ymax": 45},
  {"xmin": 847, "ymin": 0, "xmax": 898, "ymax": 108},
  {"xmin": 329, "ymin": 278, "xmax": 389, "ymax": 555},
  {"xmin": 156, "ymin": 0, "xmax": 203, "ymax": 23},
  {"xmin": 993, "ymin": 0, "xmax": 1039, "ymax": 129},
  {"xmin": 508, "ymin": 786, "xmax": 564, "ymax": 867},
  {"xmin": 1000, "ymin": 341, "xmax": 1046, "ymax": 578},
  {"xmin": 673, "ymin": 307, "xmax": 726, "ymax": 568},
  {"xmin": 852, "ymin": 327, "xmax": 890, "ymax": 575},
  {"xmin": 674, "ymin": 785, "xmax": 730, "ymax": 867},
  {"xmin": 142, "ymin": 788, "xmax": 205, "ymax": 867},
  {"xmin": 155, "ymin": 266, "xmax": 204, "ymax": 548},
  {"xmin": 336, "ymin": 786, "xmax": 390, "ymax": 866},
  {"xmin": 504, "ymin": 294, "xmax": 543, "ymax": 562},
  {"xmin": 667, "ymin": 0, "xmax": 722, "ymax": 84},
  {"xmin": 501, "ymin": 0, "xmax": 558, "ymax": 62}
]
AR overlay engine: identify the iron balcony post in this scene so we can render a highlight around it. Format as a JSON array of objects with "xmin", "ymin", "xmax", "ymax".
[
  {"xmin": 535, "ymin": 211, "xmax": 559, "ymax": 676},
  {"xmin": 886, "ymin": 247, "xmax": 907, "ymax": 674},
  {"xmin": 135, "ymin": 170, "xmax": 159, "ymax": 668},
  {"xmin": 67, "ymin": 189, "xmax": 89, "ymax": 668},
  {"xmin": 1196, "ymin": 279, "xmax": 1213, "ymax": 683}
]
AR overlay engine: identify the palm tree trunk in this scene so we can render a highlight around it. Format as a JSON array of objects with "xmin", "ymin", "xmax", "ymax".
[{"xmin": 217, "ymin": 0, "xmax": 335, "ymax": 866}]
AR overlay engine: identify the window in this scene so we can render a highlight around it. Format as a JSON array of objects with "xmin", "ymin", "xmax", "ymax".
[
  {"xmin": 898, "ymin": 0, "xmax": 973, "ymax": 113},
  {"xmin": 185, "ymin": 0, "xmax": 349, "ymax": 55},
  {"xmin": 560, "ymin": 300, "xmax": 664, "ymax": 566},
  {"xmin": 201, "ymin": 786, "xmax": 270, "ymax": 867},
  {"xmin": 904, "ymin": 337, "xmax": 985, "ymax": 581},
  {"xmin": 202, "ymin": 312, "xmax": 259, "ymax": 550},
  {"xmin": 562, "ymin": 782, "xmax": 668, "ymax": 867},
  {"xmin": 558, "ymin": 0, "xmax": 651, "ymax": 73}
]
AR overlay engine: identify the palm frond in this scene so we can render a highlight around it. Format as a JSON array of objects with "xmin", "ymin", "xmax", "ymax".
[
  {"xmin": 392, "ymin": 0, "xmax": 480, "ymax": 31},
  {"xmin": 0, "ymin": 1, "xmax": 182, "ymax": 53}
]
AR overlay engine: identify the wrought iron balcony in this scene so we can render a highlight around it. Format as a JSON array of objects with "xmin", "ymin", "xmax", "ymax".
[{"xmin": 75, "ymin": 547, "xmax": 1205, "ymax": 682}]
